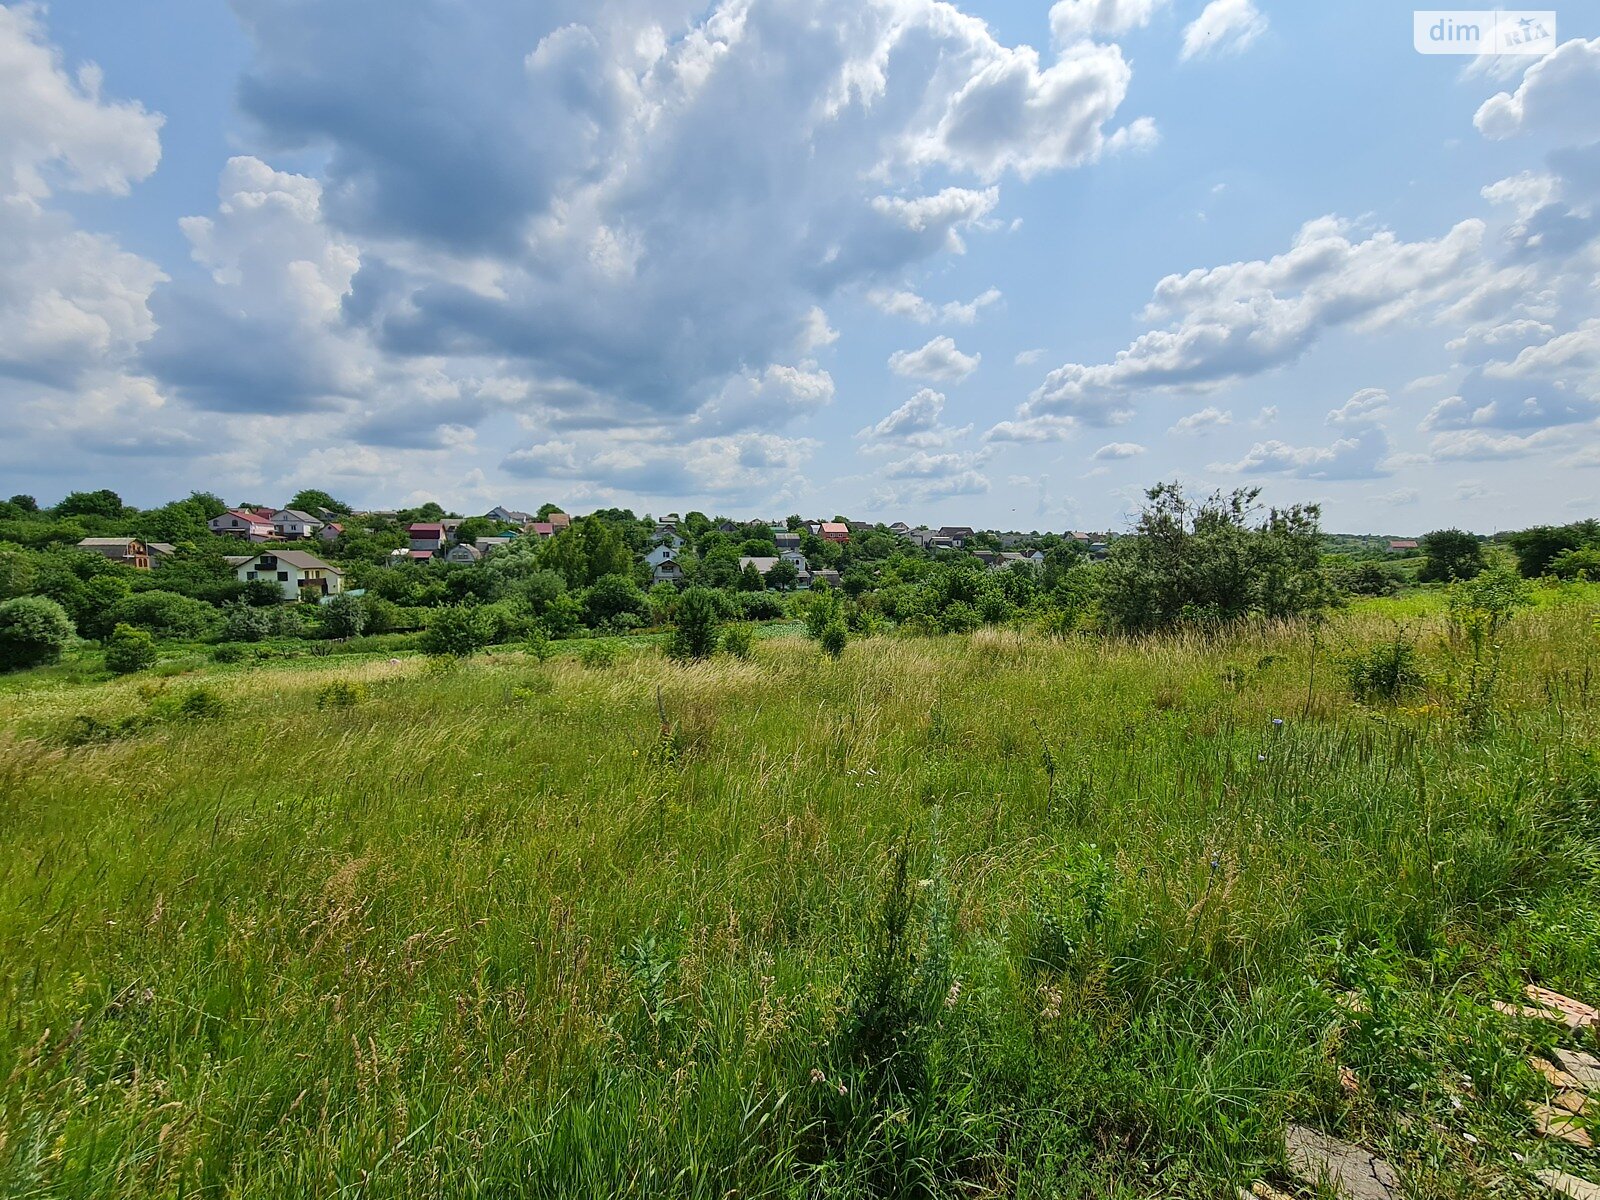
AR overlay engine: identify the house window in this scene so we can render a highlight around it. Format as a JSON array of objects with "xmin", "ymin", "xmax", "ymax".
[
  {"xmin": 246, "ymin": 571, "xmax": 257, "ymax": 580},
  {"xmin": 277, "ymin": 571, "xmax": 289, "ymax": 582}
]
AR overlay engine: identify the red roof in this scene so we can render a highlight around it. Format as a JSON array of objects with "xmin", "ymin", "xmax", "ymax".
[
  {"xmin": 530, "ymin": 522, "xmax": 555, "ymax": 536},
  {"xmin": 407, "ymin": 522, "xmax": 445, "ymax": 535},
  {"xmin": 222, "ymin": 509, "xmax": 272, "ymax": 526}
]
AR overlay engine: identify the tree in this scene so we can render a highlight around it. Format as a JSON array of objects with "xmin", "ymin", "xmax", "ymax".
[
  {"xmin": 1418, "ymin": 528, "xmax": 1485, "ymax": 583},
  {"xmin": 55, "ymin": 489, "xmax": 124, "ymax": 519},
  {"xmin": 7, "ymin": 495, "xmax": 38, "ymax": 512},
  {"xmin": 765, "ymin": 559, "xmax": 800, "ymax": 592},
  {"xmin": 582, "ymin": 574, "xmax": 649, "ymax": 629},
  {"xmin": 1098, "ymin": 482, "xmax": 1330, "ymax": 632},
  {"xmin": 421, "ymin": 604, "xmax": 495, "ymax": 656},
  {"xmin": 0, "ymin": 596, "xmax": 74, "ymax": 671},
  {"xmin": 1507, "ymin": 520, "xmax": 1600, "ymax": 578},
  {"xmin": 289, "ymin": 489, "xmax": 351, "ymax": 515},
  {"xmin": 667, "ymin": 587, "xmax": 722, "ymax": 660},
  {"xmin": 323, "ymin": 593, "xmax": 368, "ymax": 638},
  {"xmin": 738, "ymin": 562, "xmax": 767, "ymax": 592},
  {"xmin": 104, "ymin": 624, "xmax": 157, "ymax": 674}
]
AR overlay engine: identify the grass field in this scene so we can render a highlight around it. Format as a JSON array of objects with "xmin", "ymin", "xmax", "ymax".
[{"xmin": 2, "ymin": 590, "xmax": 1599, "ymax": 1197}]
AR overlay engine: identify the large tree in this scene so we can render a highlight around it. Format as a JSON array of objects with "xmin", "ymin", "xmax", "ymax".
[
  {"xmin": 1417, "ymin": 528, "xmax": 1485, "ymax": 583},
  {"xmin": 1098, "ymin": 482, "xmax": 1331, "ymax": 632}
]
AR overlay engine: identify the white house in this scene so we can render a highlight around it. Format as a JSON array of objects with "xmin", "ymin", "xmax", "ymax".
[
  {"xmin": 234, "ymin": 550, "xmax": 344, "ymax": 600},
  {"xmin": 652, "ymin": 557, "xmax": 686, "ymax": 586},
  {"xmin": 210, "ymin": 509, "xmax": 276, "ymax": 541},
  {"xmin": 271, "ymin": 509, "xmax": 325, "ymax": 539},
  {"xmin": 644, "ymin": 544, "xmax": 677, "ymax": 568}
]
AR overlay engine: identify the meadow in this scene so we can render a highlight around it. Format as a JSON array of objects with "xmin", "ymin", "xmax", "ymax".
[{"xmin": 1, "ymin": 588, "xmax": 1598, "ymax": 1198}]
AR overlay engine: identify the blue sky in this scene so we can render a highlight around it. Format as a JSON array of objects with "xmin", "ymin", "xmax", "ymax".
[{"xmin": 2, "ymin": 1, "xmax": 1597, "ymax": 531}]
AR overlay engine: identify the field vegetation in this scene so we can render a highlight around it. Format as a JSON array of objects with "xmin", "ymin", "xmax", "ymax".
[{"xmin": 2, "ymin": 580, "xmax": 1599, "ymax": 1197}]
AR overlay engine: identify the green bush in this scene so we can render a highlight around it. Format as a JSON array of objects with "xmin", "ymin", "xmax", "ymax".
[
  {"xmin": 0, "ymin": 595, "xmax": 74, "ymax": 672},
  {"xmin": 315, "ymin": 680, "xmax": 366, "ymax": 709},
  {"xmin": 525, "ymin": 627, "xmax": 554, "ymax": 662},
  {"xmin": 667, "ymin": 587, "xmax": 722, "ymax": 660},
  {"xmin": 110, "ymin": 590, "xmax": 217, "ymax": 640},
  {"xmin": 579, "ymin": 639, "xmax": 617, "ymax": 669},
  {"xmin": 820, "ymin": 621, "xmax": 847, "ymax": 659},
  {"xmin": 211, "ymin": 642, "xmax": 251, "ymax": 663},
  {"xmin": 104, "ymin": 623, "xmax": 158, "ymax": 675},
  {"xmin": 322, "ymin": 592, "xmax": 367, "ymax": 638},
  {"xmin": 721, "ymin": 623, "xmax": 753, "ymax": 659},
  {"xmin": 1345, "ymin": 629, "xmax": 1424, "ymax": 703},
  {"xmin": 221, "ymin": 600, "xmax": 272, "ymax": 643},
  {"xmin": 420, "ymin": 604, "xmax": 495, "ymax": 657}
]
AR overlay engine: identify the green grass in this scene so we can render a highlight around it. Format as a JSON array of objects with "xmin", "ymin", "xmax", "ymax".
[{"xmin": 2, "ymin": 597, "xmax": 1599, "ymax": 1197}]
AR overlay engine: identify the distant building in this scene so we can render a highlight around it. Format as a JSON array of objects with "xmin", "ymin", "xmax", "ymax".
[
  {"xmin": 76, "ymin": 537, "xmax": 150, "ymax": 569},
  {"xmin": 1388, "ymin": 539, "xmax": 1419, "ymax": 553},
  {"xmin": 210, "ymin": 509, "xmax": 276, "ymax": 541},
  {"xmin": 445, "ymin": 544, "xmax": 482, "ymax": 564},
  {"xmin": 407, "ymin": 523, "xmax": 448, "ymax": 555},
  {"xmin": 486, "ymin": 506, "xmax": 534, "ymax": 525},
  {"xmin": 271, "ymin": 509, "xmax": 324, "ymax": 539},
  {"xmin": 818, "ymin": 521, "xmax": 850, "ymax": 544},
  {"xmin": 234, "ymin": 550, "xmax": 344, "ymax": 601}
]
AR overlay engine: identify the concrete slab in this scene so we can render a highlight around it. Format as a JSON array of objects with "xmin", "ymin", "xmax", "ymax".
[
  {"xmin": 1537, "ymin": 1169, "xmax": 1600, "ymax": 1200},
  {"xmin": 1285, "ymin": 1124, "xmax": 1399, "ymax": 1200}
]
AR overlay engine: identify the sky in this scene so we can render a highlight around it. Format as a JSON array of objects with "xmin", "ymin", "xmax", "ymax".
[{"xmin": 1, "ymin": 1, "xmax": 1597, "ymax": 533}]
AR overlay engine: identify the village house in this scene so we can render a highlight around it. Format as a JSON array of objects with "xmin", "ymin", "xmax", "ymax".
[
  {"xmin": 234, "ymin": 550, "xmax": 344, "ymax": 600},
  {"xmin": 485, "ymin": 506, "xmax": 533, "ymax": 525},
  {"xmin": 652, "ymin": 557, "xmax": 686, "ymax": 586},
  {"xmin": 209, "ymin": 509, "xmax": 276, "ymax": 541},
  {"xmin": 318, "ymin": 522, "xmax": 343, "ymax": 542},
  {"xmin": 938, "ymin": 525, "xmax": 975, "ymax": 548},
  {"xmin": 271, "ymin": 509, "xmax": 324, "ymax": 539},
  {"xmin": 818, "ymin": 521, "xmax": 850, "ymax": 544},
  {"xmin": 147, "ymin": 542, "xmax": 177, "ymax": 565},
  {"xmin": 1388, "ymin": 539, "xmax": 1419, "ymax": 553},
  {"xmin": 474, "ymin": 536, "xmax": 512, "ymax": 554},
  {"xmin": 445, "ymin": 544, "xmax": 482, "ymax": 564},
  {"xmin": 739, "ymin": 554, "xmax": 812, "ymax": 588},
  {"xmin": 76, "ymin": 537, "xmax": 151, "ymax": 569},
  {"xmin": 407, "ymin": 522, "xmax": 448, "ymax": 556},
  {"xmin": 644, "ymin": 544, "xmax": 677, "ymax": 569},
  {"xmin": 773, "ymin": 529, "xmax": 801, "ymax": 551},
  {"xmin": 547, "ymin": 512, "xmax": 571, "ymax": 531}
]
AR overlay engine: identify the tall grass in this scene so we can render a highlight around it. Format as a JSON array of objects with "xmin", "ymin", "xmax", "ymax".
[{"xmin": 1, "ymin": 593, "xmax": 1597, "ymax": 1197}]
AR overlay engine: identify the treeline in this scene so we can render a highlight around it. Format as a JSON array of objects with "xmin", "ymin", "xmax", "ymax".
[{"xmin": 0, "ymin": 482, "xmax": 1594, "ymax": 676}]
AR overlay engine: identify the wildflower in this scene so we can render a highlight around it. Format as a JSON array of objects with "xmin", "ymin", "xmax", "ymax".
[
  {"xmin": 1257, "ymin": 753, "xmax": 1267, "ymax": 762},
  {"xmin": 945, "ymin": 979, "xmax": 962, "ymax": 1008},
  {"xmin": 1040, "ymin": 985, "xmax": 1063, "ymax": 1020},
  {"xmin": 837, "ymin": 1082, "xmax": 848, "ymax": 1096},
  {"xmin": 810, "ymin": 1068, "xmax": 826, "ymax": 1085},
  {"xmin": 1271, "ymin": 717, "xmax": 1284, "ymax": 727}
]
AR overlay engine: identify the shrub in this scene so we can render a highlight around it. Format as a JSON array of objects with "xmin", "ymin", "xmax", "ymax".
[
  {"xmin": 315, "ymin": 680, "xmax": 366, "ymax": 709},
  {"xmin": 579, "ymin": 639, "xmax": 617, "ymax": 670},
  {"xmin": 667, "ymin": 587, "xmax": 722, "ymax": 660},
  {"xmin": 525, "ymin": 627, "xmax": 554, "ymax": 662},
  {"xmin": 820, "ymin": 621, "xmax": 847, "ymax": 659},
  {"xmin": 211, "ymin": 642, "xmax": 252, "ymax": 663},
  {"xmin": 104, "ymin": 623, "xmax": 157, "ymax": 675},
  {"xmin": 420, "ymin": 604, "xmax": 495, "ymax": 657},
  {"xmin": 0, "ymin": 595, "xmax": 74, "ymax": 672},
  {"xmin": 222, "ymin": 601, "xmax": 272, "ymax": 643},
  {"xmin": 1345, "ymin": 629, "xmax": 1424, "ymax": 703},
  {"xmin": 110, "ymin": 590, "xmax": 217, "ymax": 640},
  {"xmin": 737, "ymin": 591, "xmax": 785, "ymax": 621},
  {"xmin": 322, "ymin": 593, "xmax": 367, "ymax": 638},
  {"xmin": 176, "ymin": 687, "xmax": 227, "ymax": 720},
  {"xmin": 1330, "ymin": 560, "xmax": 1400, "ymax": 597},
  {"xmin": 721, "ymin": 623, "xmax": 754, "ymax": 659}
]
